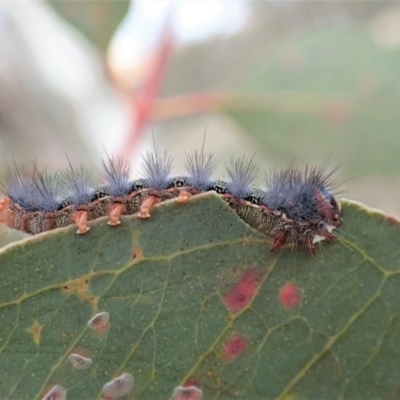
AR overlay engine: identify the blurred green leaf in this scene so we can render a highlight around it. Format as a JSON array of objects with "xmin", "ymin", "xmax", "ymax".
[
  {"xmin": 47, "ymin": 0, "xmax": 129, "ymax": 51},
  {"xmin": 227, "ymin": 26, "xmax": 400, "ymax": 176},
  {"xmin": 0, "ymin": 193, "xmax": 399, "ymax": 399}
]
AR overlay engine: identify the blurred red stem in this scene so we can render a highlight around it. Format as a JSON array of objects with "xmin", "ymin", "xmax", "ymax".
[{"xmin": 118, "ymin": 24, "xmax": 174, "ymax": 160}]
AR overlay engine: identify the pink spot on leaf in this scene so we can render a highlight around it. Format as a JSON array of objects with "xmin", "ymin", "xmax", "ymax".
[
  {"xmin": 385, "ymin": 213, "xmax": 400, "ymax": 224},
  {"xmin": 42, "ymin": 385, "xmax": 67, "ymax": 400},
  {"xmin": 223, "ymin": 268, "xmax": 261, "ymax": 313},
  {"xmin": 182, "ymin": 377, "xmax": 202, "ymax": 388},
  {"xmin": 172, "ymin": 385, "xmax": 203, "ymax": 400},
  {"xmin": 102, "ymin": 372, "xmax": 134, "ymax": 399},
  {"xmin": 87, "ymin": 311, "xmax": 110, "ymax": 332},
  {"xmin": 279, "ymin": 282, "xmax": 302, "ymax": 308},
  {"xmin": 223, "ymin": 334, "xmax": 248, "ymax": 361},
  {"xmin": 68, "ymin": 353, "xmax": 92, "ymax": 370}
]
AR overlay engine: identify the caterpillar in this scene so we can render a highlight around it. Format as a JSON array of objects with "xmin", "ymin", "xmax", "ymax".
[{"xmin": 0, "ymin": 147, "xmax": 342, "ymax": 254}]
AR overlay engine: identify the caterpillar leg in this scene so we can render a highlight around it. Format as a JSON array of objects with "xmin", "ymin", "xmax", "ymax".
[
  {"xmin": 270, "ymin": 231, "xmax": 289, "ymax": 253},
  {"xmin": 107, "ymin": 203, "xmax": 125, "ymax": 226},
  {"xmin": 138, "ymin": 196, "xmax": 160, "ymax": 218},
  {"xmin": 176, "ymin": 190, "xmax": 193, "ymax": 204},
  {"xmin": 318, "ymin": 227, "xmax": 337, "ymax": 240},
  {"xmin": 302, "ymin": 235, "xmax": 316, "ymax": 255},
  {"xmin": 74, "ymin": 211, "xmax": 90, "ymax": 234},
  {"xmin": 271, "ymin": 230, "xmax": 317, "ymax": 254}
]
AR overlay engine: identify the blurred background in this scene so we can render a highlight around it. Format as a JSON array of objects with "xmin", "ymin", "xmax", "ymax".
[{"xmin": 1, "ymin": 0, "xmax": 400, "ymax": 225}]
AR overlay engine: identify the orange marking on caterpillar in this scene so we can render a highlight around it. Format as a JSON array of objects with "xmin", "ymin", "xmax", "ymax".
[
  {"xmin": 0, "ymin": 196, "xmax": 10, "ymax": 212},
  {"xmin": 1, "ymin": 207, "xmax": 14, "ymax": 226},
  {"xmin": 223, "ymin": 268, "xmax": 262, "ymax": 313}
]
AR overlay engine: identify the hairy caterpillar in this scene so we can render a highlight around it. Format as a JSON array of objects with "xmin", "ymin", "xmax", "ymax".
[{"xmin": 0, "ymin": 147, "xmax": 341, "ymax": 254}]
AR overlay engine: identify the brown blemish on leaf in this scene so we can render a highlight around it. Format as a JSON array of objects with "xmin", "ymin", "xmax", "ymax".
[
  {"xmin": 223, "ymin": 268, "xmax": 262, "ymax": 313},
  {"xmin": 61, "ymin": 275, "xmax": 98, "ymax": 307},
  {"xmin": 26, "ymin": 319, "xmax": 43, "ymax": 345},
  {"xmin": 132, "ymin": 246, "xmax": 143, "ymax": 260}
]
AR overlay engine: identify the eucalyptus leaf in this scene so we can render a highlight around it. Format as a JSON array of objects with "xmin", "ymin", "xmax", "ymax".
[{"xmin": 0, "ymin": 193, "xmax": 398, "ymax": 399}]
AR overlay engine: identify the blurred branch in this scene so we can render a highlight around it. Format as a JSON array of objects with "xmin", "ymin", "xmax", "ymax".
[
  {"xmin": 117, "ymin": 23, "xmax": 175, "ymax": 160},
  {"xmin": 151, "ymin": 90, "xmax": 400, "ymax": 120}
]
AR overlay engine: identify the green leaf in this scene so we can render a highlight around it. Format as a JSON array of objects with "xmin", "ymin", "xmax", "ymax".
[
  {"xmin": 0, "ymin": 193, "xmax": 399, "ymax": 399},
  {"xmin": 226, "ymin": 26, "xmax": 400, "ymax": 178},
  {"xmin": 48, "ymin": 1, "xmax": 129, "ymax": 51}
]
